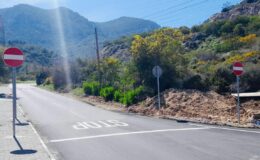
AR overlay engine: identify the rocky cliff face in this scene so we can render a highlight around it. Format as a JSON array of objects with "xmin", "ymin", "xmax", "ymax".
[
  {"xmin": 101, "ymin": 44, "xmax": 131, "ymax": 62},
  {"xmin": 210, "ymin": 0, "xmax": 260, "ymax": 21},
  {"xmin": 100, "ymin": 37, "xmax": 132, "ymax": 62}
]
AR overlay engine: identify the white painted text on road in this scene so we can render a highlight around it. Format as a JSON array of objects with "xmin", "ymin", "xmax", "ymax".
[{"xmin": 73, "ymin": 120, "xmax": 129, "ymax": 130}]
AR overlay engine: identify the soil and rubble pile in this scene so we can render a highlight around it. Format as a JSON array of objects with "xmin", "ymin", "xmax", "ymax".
[{"xmin": 129, "ymin": 89, "xmax": 260, "ymax": 127}]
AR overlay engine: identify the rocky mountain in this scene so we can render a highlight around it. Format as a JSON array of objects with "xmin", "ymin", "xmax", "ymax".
[
  {"xmin": 210, "ymin": 0, "xmax": 260, "ymax": 21},
  {"xmin": 101, "ymin": 36, "xmax": 132, "ymax": 62},
  {"xmin": 0, "ymin": 4, "xmax": 160, "ymax": 58}
]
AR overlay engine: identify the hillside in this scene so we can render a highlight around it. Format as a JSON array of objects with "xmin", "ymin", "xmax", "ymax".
[
  {"xmin": 87, "ymin": 0, "xmax": 260, "ymax": 107},
  {"xmin": 0, "ymin": 4, "xmax": 160, "ymax": 58},
  {"xmin": 101, "ymin": 0, "xmax": 260, "ymax": 91},
  {"xmin": 103, "ymin": 0, "xmax": 260, "ymax": 62}
]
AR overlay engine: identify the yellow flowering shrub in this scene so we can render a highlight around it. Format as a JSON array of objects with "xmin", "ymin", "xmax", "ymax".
[
  {"xmin": 239, "ymin": 34, "xmax": 257, "ymax": 43},
  {"xmin": 197, "ymin": 60, "xmax": 206, "ymax": 65},
  {"xmin": 225, "ymin": 51, "xmax": 259, "ymax": 64}
]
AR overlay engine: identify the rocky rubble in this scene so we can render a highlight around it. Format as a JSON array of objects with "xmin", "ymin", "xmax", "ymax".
[{"xmin": 129, "ymin": 89, "xmax": 260, "ymax": 127}]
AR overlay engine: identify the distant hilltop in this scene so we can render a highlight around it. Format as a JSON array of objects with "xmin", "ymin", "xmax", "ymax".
[{"xmin": 0, "ymin": 4, "xmax": 160, "ymax": 58}]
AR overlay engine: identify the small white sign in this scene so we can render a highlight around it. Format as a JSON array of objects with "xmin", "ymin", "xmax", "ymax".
[{"xmin": 152, "ymin": 65, "xmax": 162, "ymax": 78}]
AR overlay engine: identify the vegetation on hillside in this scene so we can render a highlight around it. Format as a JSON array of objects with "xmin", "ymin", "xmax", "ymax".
[
  {"xmin": 2, "ymin": 0, "xmax": 259, "ymax": 107},
  {"xmin": 35, "ymin": 14, "xmax": 260, "ymax": 106}
]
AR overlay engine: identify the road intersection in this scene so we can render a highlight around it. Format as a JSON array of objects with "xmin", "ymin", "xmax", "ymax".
[{"xmin": 17, "ymin": 84, "xmax": 260, "ymax": 160}]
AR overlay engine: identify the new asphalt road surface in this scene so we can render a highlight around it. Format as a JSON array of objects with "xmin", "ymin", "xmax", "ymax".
[{"xmin": 16, "ymin": 84, "xmax": 260, "ymax": 160}]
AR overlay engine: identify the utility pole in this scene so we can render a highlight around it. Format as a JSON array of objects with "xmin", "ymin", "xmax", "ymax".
[
  {"xmin": 95, "ymin": 27, "xmax": 102, "ymax": 88},
  {"xmin": 0, "ymin": 15, "xmax": 6, "ymax": 47}
]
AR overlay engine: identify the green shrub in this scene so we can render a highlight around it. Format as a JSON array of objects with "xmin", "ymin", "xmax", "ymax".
[
  {"xmin": 211, "ymin": 67, "xmax": 235, "ymax": 93},
  {"xmin": 183, "ymin": 75, "xmax": 208, "ymax": 91},
  {"xmin": 36, "ymin": 71, "xmax": 49, "ymax": 86},
  {"xmin": 191, "ymin": 25, "xmax": 201, "ymax": 33},
  {"xmin": 179, "ymin": 26, "xmax": 190, "ymax": 35},
  {"xmin": 233, "ymin": 16, "xmax": 250, "ymax": 26},
  {"xmin": 100, "ymin": 86, "xmax": 115, "ymax": 101},
  {"xmin": 113, "ymin": 90, "xmax": 122, "ymax": 102},
  {"xmin": 44, "ymin": 77, "xmax": 52, "ymax": 85},
  {"xmin": 233, "ymin": 24, "xmax": 245, "ymax": 36},
  {"xmin": 241, "ymin": 66, "xmax": 260, "ymax": 92},
  {"xmin": 220, "ymin": 21, "xmax": 234, "ymax": 34},
  {"xmin": 215, "ymin": 38, "xmax": 242, "ymax": 53},
  {"xmin": 120, "ymin": 86, "xmax": 144, "ymax": 106},
  {"xmin": 83, "ymin": 81, "xmax": 99, "ymax": 96}
]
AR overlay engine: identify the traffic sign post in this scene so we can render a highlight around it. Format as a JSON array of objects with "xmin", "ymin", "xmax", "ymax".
[
  {"xmin": 152, "ymin": 66, "xmax": 162, "ymax": 110},
  {"xmin": 3, "ymin": 48, "xmax": 24, "ymax": 137},
  {"xmin": 12, "ymin": 68, "xmax": 17, "ymax": 137},
  {"xmin": 232, "ymin": 62, "xmax": 243, "ymax": 124}
]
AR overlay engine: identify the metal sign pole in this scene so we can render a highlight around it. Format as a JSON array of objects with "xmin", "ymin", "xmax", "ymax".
[
  {"xmin": 236, "ymin": 76, "xmax": 240, "ymax": 124},
  {"xmin": 12, "ymin": 67, "xmax": 16, "ymax": 137},
  {"xmin": 157, "ymin": 68, "xmax": 161, "ymax": 110}
]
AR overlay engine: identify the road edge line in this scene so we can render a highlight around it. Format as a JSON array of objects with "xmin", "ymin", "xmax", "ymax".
[{"xmin": 189, "ymin": 123, "xmax": 260, "ymax": 134}]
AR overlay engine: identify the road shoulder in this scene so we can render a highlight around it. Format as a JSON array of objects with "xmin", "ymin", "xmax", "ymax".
[{"xmin": 0, "ymin": 85, "xmax": 55, "ymax": 160}]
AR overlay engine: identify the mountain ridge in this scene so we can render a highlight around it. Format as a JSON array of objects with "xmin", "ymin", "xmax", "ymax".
[{"xmin": 0, "ymin": 4, "xmax": 160, "ymax": 58}]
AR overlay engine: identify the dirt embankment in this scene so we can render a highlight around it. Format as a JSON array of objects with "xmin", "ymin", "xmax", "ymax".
[{"xmin": 128, "ymin": 89, "xmax": 260, "ymax": 127}]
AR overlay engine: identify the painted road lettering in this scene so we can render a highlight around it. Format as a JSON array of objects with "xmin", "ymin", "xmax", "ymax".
[{"xmin": 73, "ymin": 120, "xmax": 128, "ymax": 130}]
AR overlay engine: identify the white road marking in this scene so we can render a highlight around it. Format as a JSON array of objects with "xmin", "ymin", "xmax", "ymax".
[
  {"xmin": 17, "ymin": 105, "xmax": 56, "ymax": 160},
  {"xmin": 0, "ymin": 99, "xmax": 12, "ymax": 102},
  {"xmin": 189, "ymin": 123, "xmax": 260, "ymax": 134},
  {"xmin": 73, "ymin": 120, "xmax": 129, "ymax": 130},
  {"xmin": 4, "ymin": 135, "xmax": 25, "ymax": 139},
  {"xmin": 249, "ymin": 155, "xmax": 260, "ymax": 160},
  {"xmin": 189, "ymin": 123, "xmax": 205, "ymax": 127},
  {"xmin": 50, "ymin": 127, "xmax": 211, "ymax": 143},
  {"xmin": 216, "ymin": 127, "xmax": 260, "ymax": 134}
]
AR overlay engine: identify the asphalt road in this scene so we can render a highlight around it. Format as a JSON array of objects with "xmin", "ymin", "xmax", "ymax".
[{"xmin": 17, "ymin": 84, "xmax": 260, "ymax": 160}]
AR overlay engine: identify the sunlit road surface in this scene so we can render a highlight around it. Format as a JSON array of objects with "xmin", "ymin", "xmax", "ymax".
[{"xmin": 17, "ymin": 84, "xmax": 260, "ymax": 160}]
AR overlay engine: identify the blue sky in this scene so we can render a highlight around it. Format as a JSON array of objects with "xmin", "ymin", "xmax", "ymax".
[{"xmin": 0, "ymin": 0, "xmax": 242, "ymax": 27}]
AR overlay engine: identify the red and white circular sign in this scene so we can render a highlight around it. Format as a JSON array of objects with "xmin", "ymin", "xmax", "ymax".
[
  {"xmin": 233, "ymin": 62, "xmax": 243, "ymax": 76},
  {"xmin": 3, "ymin": 48, "xmax": 24, "ymax": 67}
]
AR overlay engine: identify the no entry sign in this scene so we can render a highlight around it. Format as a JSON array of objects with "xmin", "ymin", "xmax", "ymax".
[
  {"xmin": 233, "ymin": 62, "xmax": 243, "ymax": 76},
  {"xmin": 232, "ymin": 61, "xmax": 244, "ymax": 124},
  {"xmin": 2, "ymin": 47, "xmax": 25, "ymax": 137},
  {"xmin": 3, "ymin": 48, "xmax": 24, "ymax": 67}
]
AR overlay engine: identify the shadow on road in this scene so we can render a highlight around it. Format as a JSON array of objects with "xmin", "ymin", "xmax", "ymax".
[
  {"xmin": 10, "ymin": 136, "xmax": 37, "ymax": 155},
  {"xmin": 15, "ymin": 118, "xmax": 29, "ymax": 126}
]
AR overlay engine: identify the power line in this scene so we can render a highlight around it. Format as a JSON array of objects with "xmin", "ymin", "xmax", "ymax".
[
  {"xmin": 0, "ymin": 15, "xmax": 6, "ymax": 47},
  {"xmin": 149, "ymin": 0, "xmax": 209, "ymax": 22},
  {"xmin": 147, "ymin": 0, "xmax": 209, "ymax": 27},
  {"xmin": 159, "ymin": 0, "xmax": 211, "ymax": 27},
  {"xmin": 142, "ymin": 0, "xmax": 192, "ymax": 19}
]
